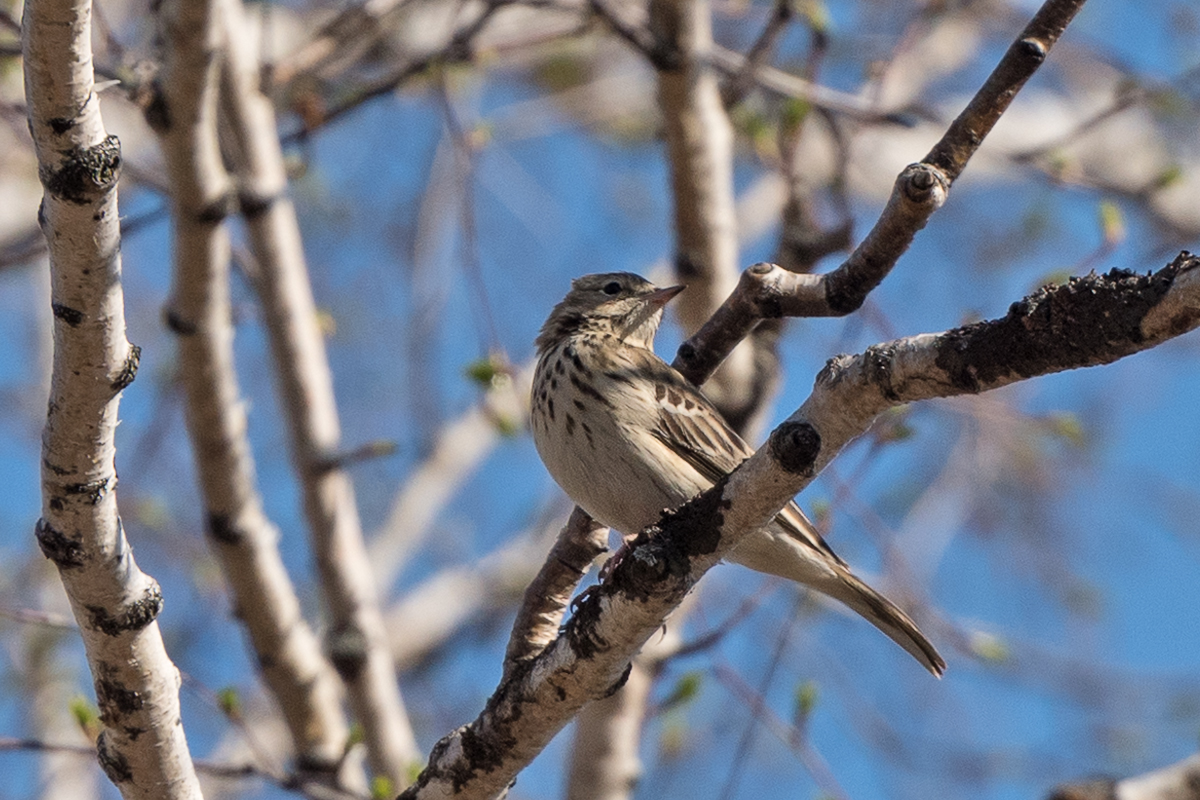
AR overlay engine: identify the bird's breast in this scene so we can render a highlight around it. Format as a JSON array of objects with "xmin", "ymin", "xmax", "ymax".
[{"xmin": 530, "ymin": 342, "xmax": 704, "ymax": 536}]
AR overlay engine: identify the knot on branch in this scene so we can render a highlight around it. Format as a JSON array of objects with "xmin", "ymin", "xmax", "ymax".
[
  {"xmin": 815, "ymin": 354, "xmax": 855, "ymax": 388},
  {"xmin": 35, "ymin": 518, "xmax": 85, "ymax": 567},
  {"xmin": 743, "ymin": 262, "xmax": 786, "ymax": 318},
  {"xmin": 111, "ymin": 344, "xmax": 141, "ymax": 393},
  {"xmin": 898, "ymin": 163, "xmax": 948, "ymax": 208},
  {"xmin": 327, "ymin": 624, "xmax": 369, "ymax": 680},
  {"xmin": 1018, "ymin": 37, "xmax": 1048, "ymax": 63},
  {"xmin": 40, "ymin": 135, "xmax": 122, "ymax": 204},
  {"xmin": 863, "ymin": 343, "xmax": 900, "ymax": 401},
  {"xmin": 238, "ymin": 188, "xmax": 282, "ymax": 220},
  {"xmin": 164, "ymin": 307, "xmax": 199, "ymax": 336},
  {"xmin": 768, "ymin": 421, "xmax": 821, "ymax": 476},
  {"xmin": 206, "ymin": 512, "xmax": 247, "ymax": 545},
  {"xmin": 86, "ymin": 580, "xmax": 164, "ymax": 635}
]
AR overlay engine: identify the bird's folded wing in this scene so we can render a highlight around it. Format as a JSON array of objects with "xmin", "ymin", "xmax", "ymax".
[{"xmin": 646, "ymin": 362, "xmax": 844, "ymax": 566}]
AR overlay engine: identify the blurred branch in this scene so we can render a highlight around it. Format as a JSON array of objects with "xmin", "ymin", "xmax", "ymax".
[
  {"xmin": 386, "ymin": 514, "xmax": 564, "ymax": 671},
  {"xmin": 566, "ymin": 630, "xmax": 679, "ymax": 800},
  {"xmin": 151, "ymin": 0, "xmax": 354, "ymax": 778},
  {"xmin": 1047, "ymin": 752, "xmax": 1200, "ymax": 800},
  {"xmin": 718, "ymin": 0, "xmax": 793, "ymax": 108},
  {"xmin": 23, "ymin": 0, "xmax": 203, "ymax": 792},
  {"xmin": 0, "ymin": 737, "xmax": 375, "ymax": 800},
  {"xmin": 402, "ymin": 251, "xmax": 1200, "ymax": 799},
  {"xmin": 218, "ymin": 0, "xmax": 420, "ymax": 784},
  {"xmin": 283, "ymin": 0, "xmax": 509, "ymax": 138},
  {"xmin": 650, "ymin": 0, "xmax": 761, "ymax": 431},
  {"xmin": 712, "ymin": 664, "xmax": 848, "ymax": 800},
  {"xmin": 673, "ymin": 0, "xmax": 1089, "ymax": 386},
  {"xmin": 369, "ymin": 362, "xmax": 531, "ymax": 589}
]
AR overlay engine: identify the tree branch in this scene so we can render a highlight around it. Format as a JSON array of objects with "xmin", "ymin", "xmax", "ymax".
[
  {"xmin": 673, "ymin": 0, "xmax": 1090, "ymax": 386},
  {"xmin": 1047, "ymin": 752, "xmax": 1200, "ymax": 800},
  {"xmin": 503, "ymin": 507, "xmax": 608, "ymax": 676},
  {"xmin": 22, "ymin": 0, "xmax": 204, "ymax": 794},
  {"xmin": 217, "ymin": 0, "xmax": 420, "ymax": 785},
  {"xmin": 152, "ymin": 0, "xmax": 353, "ymax": 778}
]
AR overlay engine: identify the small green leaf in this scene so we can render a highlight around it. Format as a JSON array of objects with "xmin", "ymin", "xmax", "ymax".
[
  {"xmin": 492, "ymin": 413, "xmax": 520, "ymax": 438},
  {"xmin": 969, "ymin": 631, "xmax": 1009, "ymax": 664},
  {"xmin": 1043, "ymin": 411, "xmax": 1085, "ymax": 447},
  {"xmin": 315, "ymin": 308, "xmax": 337, "ymax": 337},
  {"xmin": 660, "ymin": 671, "xmax": 703, "ymax": 712},
  {"xmin": 1153, "ymin": 164, "xmax": 1184, "ymax": 189},
  {"xmin": 798, "ymin": 0, "xmax": 830, "ymax": 33},
  {"xmin": 794, "ymin": 680, "xmax": 819, "ymax": 719},
  {"xmin": 1097, "ymin": 200, "xmax": 1125, "ymax": 247},
  {"xmin": 70, "ymin": 696, "xmax": 101, "ymax": 740},
  {"xmin": 781, "ymin": 97, "xmax": 812, "ymax": 131},
  {"xmin": 217, "ymin": 686, "xmax": 242, "ymax": 720},
  {"xmin": 371, "ymin": 775, "xmax": 394, "ymax": 799},
  {"xmin": 465, "ymin": 355, "xmax": 506, "ymax": 387}
]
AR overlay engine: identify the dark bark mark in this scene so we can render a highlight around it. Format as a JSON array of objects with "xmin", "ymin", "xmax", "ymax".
[
  {"xmin": 41, "ymin": 135, "xmax": 121, "ymax": 204},
  {"xmin": 326, "ymin": 625, "xmax": 368, "ymax": 681},
  {"xmin": 35, "ymin": 518, "xmax": 85, "ymax": 567},
  {"xmin": 934, "ymin": 263, "xmax": 1183, "ymax": 393},
  {"xmin": 51, "ymin": 302, "xmax": 84, "ymax": 326},
  {"xmin": 96, "ymin": 730, "xmax": 133, "ymax": 783},
  {"xmin": 206, "ymin": 512, "xmax": 245, "ymax": 545},
  {"xmin": 86, "ymin": 582, "xmax": 164, "ymax": 635},
  {"xmin": 768, "ymin": 421, "xmax": 821, "ymax": 476}
]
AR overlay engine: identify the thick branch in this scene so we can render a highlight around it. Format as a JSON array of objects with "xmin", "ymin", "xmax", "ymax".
[
  {"xmin": 650, "ymin": 0, "xmax": 756, "ymax": 423},
  {"xmin": 400, "ymin": 251, "xmax": 1200, "ymax": 800},
  {"xmin": 154, "ymin": 0, "xmax": 351, "ymax": 777},
  {"xmin": 1048, "ymin": 752, "xmax": 1200, "ymax": 800},
  {"xmin": 218, "ymin": 0, "xmax": 420, "ymax": 784},
  {"xmin": 674, "ymin": 0, "xmax": 1088, "ymax": 386},
  {"xmin": 23, "ymin": 0, "xmax": 202, "ymax": 794}
]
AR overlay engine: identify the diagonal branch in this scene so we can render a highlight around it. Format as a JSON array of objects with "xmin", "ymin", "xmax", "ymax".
[
  {"xmin": 216, "ymin": 0, "xmax": 421, "ymax": 786},
  {"xmin": 673, "ymin": 0, "xmax": 1090, "ymax": 386},
  {"xmin": 400, "ymin": 252, "xmax": 1200, "ymax": 800},
  {"xmin": 152, "ymin": 0, "xmax": 353, "ymax": 779}
]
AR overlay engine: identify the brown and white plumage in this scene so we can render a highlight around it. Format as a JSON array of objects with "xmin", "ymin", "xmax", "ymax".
[{"xmin": 531, "ymin": 272, "xmax": 944, "ymax": 676}]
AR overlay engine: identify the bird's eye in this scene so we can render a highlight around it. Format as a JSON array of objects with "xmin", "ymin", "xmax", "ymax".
[{"xmin": 601, "ymin": 281, "xmax": 622, "ymax": 296}]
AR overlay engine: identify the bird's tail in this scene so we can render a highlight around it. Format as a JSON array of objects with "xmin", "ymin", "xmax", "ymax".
[
  {"xmin": 729, "ymin": 512, "xmax": 945, "ymax": 676},
  {"xmin": 815, "ymin": 567, "xmax": 946, "ymax": 677}
]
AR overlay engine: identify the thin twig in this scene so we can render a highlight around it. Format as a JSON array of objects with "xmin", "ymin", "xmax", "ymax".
[{"xmin": 674, "ymin": 0, "xmax": 1091, "ymax": 386}]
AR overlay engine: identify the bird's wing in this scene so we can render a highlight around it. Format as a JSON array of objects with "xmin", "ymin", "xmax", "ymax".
[{"xmin": 630, "ymin": 350, "xmax": 846, "ymax": 567}]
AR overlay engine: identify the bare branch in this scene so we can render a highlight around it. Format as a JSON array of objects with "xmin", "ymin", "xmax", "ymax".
[
  {"xmin": 718, "ymin": 0, "xmax": 793, "ymax": 108},
  {"xmin": 674, "ymin": 0, "xmax": 1089, "ymax": 386},
  {"xmin": 152, "ymin": 0, "xmax": 353, "ymax": 778},
  {"xmin": 22, "ymin": 0, "xmax": 203, "ymax": 792},
  {"xmin": 1047, "ymin": 752, "xmax": 1200, "ymax": 800},
  {"xmin": 503, "ymin": 507, "xmax": 608, "ymax": 673},
  {"xmin": 218, "ymin": 0, "xmax": 420, "ymax": 783}
]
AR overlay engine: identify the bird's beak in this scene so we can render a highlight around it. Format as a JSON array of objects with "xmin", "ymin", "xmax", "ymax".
[{"xmin": 647, "ymin": 285, "xmax": 685, "ymax": 307}]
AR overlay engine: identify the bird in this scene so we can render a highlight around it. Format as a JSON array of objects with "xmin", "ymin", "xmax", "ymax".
[{"xmin": 530, "ymin": 271, "xmax": 945, "ymax": 676}]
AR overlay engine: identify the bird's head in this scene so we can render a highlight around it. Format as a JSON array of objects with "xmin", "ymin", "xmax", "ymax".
[{"xmin": 536, "ymin": 272, "xmax": 685, "ymax": 351}]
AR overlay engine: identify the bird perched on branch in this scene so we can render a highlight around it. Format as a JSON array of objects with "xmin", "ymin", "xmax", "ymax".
[{"xmin": 530, "ymin": 271, "xmax": 944, "ymax": 676}]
